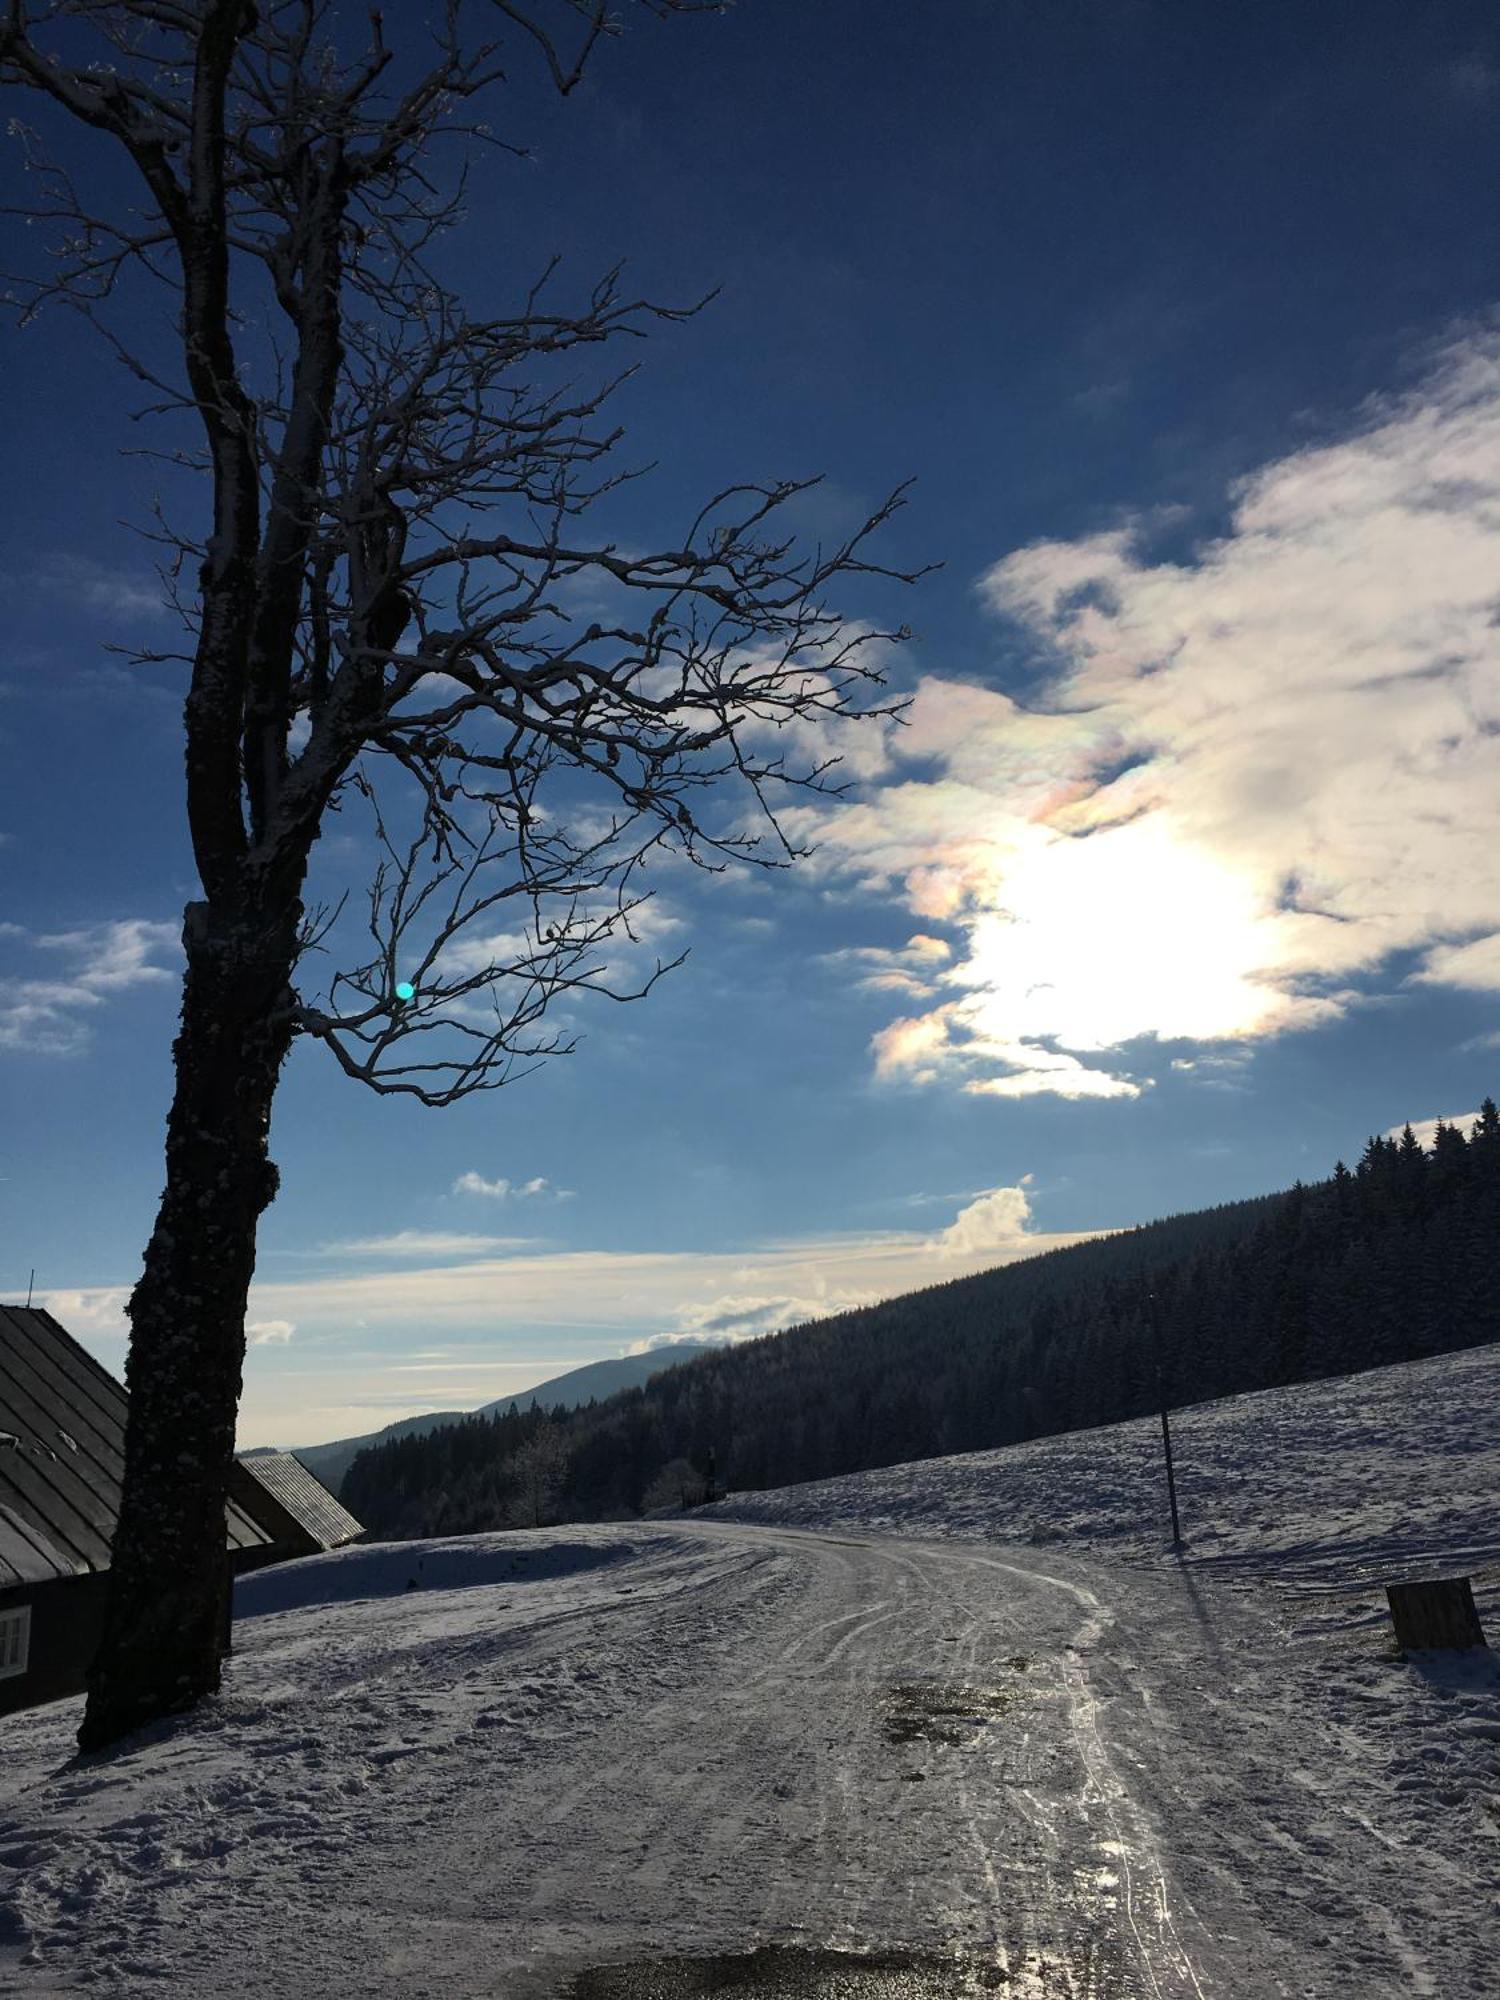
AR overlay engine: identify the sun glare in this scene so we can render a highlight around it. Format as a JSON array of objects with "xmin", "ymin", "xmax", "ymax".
[{"xmin": 953, "ymin": 814, "xmax": 1283, "ymax": 1052}]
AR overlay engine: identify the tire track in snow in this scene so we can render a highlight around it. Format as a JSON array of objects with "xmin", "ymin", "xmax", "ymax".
[
  {"xmin": 664, "ymin": 1521, "xmax": 1217, "ymax": 1994},
  {"xmin": 719, "ymin": 1526, "xmax": 1218, "ymax": 1996},
  {"xmin": 509, "ymin": 1537, "xmax": 907, "ymax": 1942},
  {"xmin": 901, "ymin": 1540, "xmax": 1214, "ymax": 1999},
  {"xmin": 848, "ymin": 1534, "xmax": 1145, "ymax": 1997}
]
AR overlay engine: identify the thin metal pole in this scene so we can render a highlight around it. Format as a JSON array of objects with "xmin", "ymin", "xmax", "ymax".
[
  {"xmin": 1148, "ymin": 1287, "xmax": 1183, "ymax": 1548},
  {"xmin": 1159, "ymin": 1399, "xmax": 1183, "ymax": 1549},
  {"xmin": 26, "ymin": 1268, "xmax": 34, "ymax": 1308}
]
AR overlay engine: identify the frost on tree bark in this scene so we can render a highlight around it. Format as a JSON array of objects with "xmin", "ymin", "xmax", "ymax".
[{"xmin": 2, "ymin": 0, "xmax": 920, "ymax": 1750}]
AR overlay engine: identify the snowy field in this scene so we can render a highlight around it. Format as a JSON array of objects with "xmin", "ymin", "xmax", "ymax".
[
  {"xmin": 1, "ymin": 1344, "xmax": 1496, "ymax": 1998},
  {"xmin": 715, "ymin": 1339, "xmax": 1500, "ymax": 1596}
]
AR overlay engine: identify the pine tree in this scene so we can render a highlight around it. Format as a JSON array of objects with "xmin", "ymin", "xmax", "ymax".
[
  {"xmin": 1430, "ymin": 1119, "xmax": 1468, "ymax": 1192},
  {"xmin": 1396, "ymin": 1123, "xmax": 1429, "ymax": 1218},
  {"xmin": 1471, "ymin": 1097, "xmax": 1500, "ymax": 1178}
]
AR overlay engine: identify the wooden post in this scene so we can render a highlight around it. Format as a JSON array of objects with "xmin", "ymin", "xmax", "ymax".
[
  {"xmin": 1147, "ymin": 1289, "xmax": 1183, "ymax": 1549},
  {"xmin": 1159, "ymin": 1400, "xmax": 1182, "ymax": 1549},
  {"xmin": 1386, "ymin": 1577, "xmax": 1488, "ymax": 1653}
]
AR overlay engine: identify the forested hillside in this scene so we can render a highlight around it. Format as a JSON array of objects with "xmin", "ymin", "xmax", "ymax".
[
  {"xmin": 343, "ymin": 1104, "xmax": 1500, "ymax": 1538},
  {"xmin": 293, "ymin": 1342, "xmax": 722, "ymax": 1497}
]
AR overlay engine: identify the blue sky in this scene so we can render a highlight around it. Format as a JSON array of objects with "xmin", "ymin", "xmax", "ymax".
[{"xmin": 2, "ymin": 0, "xmax": 1498, "ymax": 1444}]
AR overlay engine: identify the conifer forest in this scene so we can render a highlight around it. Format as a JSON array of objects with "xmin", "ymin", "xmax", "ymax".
[{"xmin": 341, "ymin": 1104, "xmax": 1500, "ymax": 1538}]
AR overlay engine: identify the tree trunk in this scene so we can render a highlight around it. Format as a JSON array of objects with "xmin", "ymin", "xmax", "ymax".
[{"xmin": 79, "ymin": 895, "xmax": 301, "ymax": 1752}]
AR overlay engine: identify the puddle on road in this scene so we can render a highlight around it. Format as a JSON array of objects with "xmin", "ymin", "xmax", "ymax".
[
  {"xmin": 881, "ymin": 1683, "xmax": 1023, "ymax": 1749},
  {"xmin": 562, "ymin": 1944, "xmax": 1018, "ymax": 1997}
]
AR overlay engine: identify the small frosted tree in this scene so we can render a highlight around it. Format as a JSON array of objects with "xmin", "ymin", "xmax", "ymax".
[
  {"xmin": 509, "ymin": 1420, "xmax": 570, "ymax": 1530},
  {"xmin": 641, "ymin": 1455, "xmax": 705, "ymax": 1512},
  {"xmin": 0, "ymin": 0, "xmax": 918, "ymax": 1750}
]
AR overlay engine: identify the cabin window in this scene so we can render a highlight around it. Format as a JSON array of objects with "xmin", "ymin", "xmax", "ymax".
[{"xmin": 0, "ymin": 1604, "xmax": 30, "ymax": 1680}]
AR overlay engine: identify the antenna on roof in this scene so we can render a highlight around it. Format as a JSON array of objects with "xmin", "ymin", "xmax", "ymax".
[{"xmin": 26, "ymin": 1269, "xmax": 34, "ymax": 1308}]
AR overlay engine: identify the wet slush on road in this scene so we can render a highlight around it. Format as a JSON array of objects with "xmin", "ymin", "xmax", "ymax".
[{"xmin": 564, "ymin": 1945, "xmax": 1019, "ymax": 1998}]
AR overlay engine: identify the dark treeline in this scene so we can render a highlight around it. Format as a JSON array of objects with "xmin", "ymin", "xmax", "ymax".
[
  {"xmin": 340, "ymin": 1104, "xmax": 1500, "ymax": 1538},
  {"xmin": 341, "ymin": 1399, "xmax": 577, "ymax": 1541}
]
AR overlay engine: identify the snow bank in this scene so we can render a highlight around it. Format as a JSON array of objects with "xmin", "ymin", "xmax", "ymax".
[{"xmin": 235, "ymin": 1531, "xmax": 645, "ymax": 1618}]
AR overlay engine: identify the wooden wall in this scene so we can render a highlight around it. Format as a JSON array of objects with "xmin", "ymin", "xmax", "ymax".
[{"xmin": 0, "ymin": 1573, "xmax": 110, "ymax": 1719}]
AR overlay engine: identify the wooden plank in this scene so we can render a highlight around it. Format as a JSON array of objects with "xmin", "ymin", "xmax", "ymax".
[{"xmin": 1386, "ymin": 1576, "xmax": 1489, "ymax": 1653}]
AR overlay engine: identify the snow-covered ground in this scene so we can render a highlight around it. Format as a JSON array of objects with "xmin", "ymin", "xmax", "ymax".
[
  {"xmin": 2, "ymin": 1343, "xmax": 1497, "ymax": 1997},
  {"xmin": 717, "ymin": 1338, "xmax": 1500, "ymax": 1592}
]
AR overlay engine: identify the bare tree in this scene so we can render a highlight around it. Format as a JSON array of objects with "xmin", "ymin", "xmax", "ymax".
[{"xmin": 1, "ymin": 0, "xmax": 921, "ymax": 1751}]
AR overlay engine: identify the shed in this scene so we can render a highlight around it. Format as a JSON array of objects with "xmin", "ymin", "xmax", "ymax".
[
  {"xmin": 0, "ymin": 1304, "xmax": 272, "ymax": 1718},
  {"xmin": 229, "ymin": 1450, "xmax": 363, "ymax": 1570}
]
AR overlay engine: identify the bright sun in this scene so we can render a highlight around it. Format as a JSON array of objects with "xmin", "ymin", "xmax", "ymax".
[{"xmin": 952, "ymin": 813, "xmax": 1287, "ymax": 1052}]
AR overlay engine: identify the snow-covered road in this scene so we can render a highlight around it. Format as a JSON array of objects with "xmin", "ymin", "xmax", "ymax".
[
  {"xmin": 473, "ymin": 1522, "xmax": 1224, "ymax": 1999},
  {"xmin": 5, "ymin": 1508, "xmax": 1494, "ymax": 1997}
]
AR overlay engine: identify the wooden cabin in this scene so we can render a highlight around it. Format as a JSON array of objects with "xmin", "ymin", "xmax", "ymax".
[
  {"xmin": 0, "ymin": 1305, "xmax": 360, "ymax": 1719},
  {"xmin": 229, "ymin": 1450, "xmax": 362, "ymax": 1571}
]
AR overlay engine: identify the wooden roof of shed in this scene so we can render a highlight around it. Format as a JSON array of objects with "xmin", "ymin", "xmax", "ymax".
[
  {"xmin": 232, "ymin": 1451, "xmax": 362, "ymax": 1551},
  {"xmin": 0, "ymin": 1304, "xmax": 272, "ymax": 1588}
]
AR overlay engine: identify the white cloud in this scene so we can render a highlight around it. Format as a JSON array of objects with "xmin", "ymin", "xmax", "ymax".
[
  {"xmin": 1409, "ymin": 934, "xmax": 1500, "ymax": 992},
  {"xmin": 246, "ymin": 1319, "xmax": 295, "ymax": 1347},
  {"xmin": 889, "ymin": 1187, "xmax": 990, "ymax": 1210},
  {"xmin": 266, "ymin": 1196, "xmax": 1100, "ymax": 1353},
  {"xmin": 36, "ymin": 1300, "xmax": 294, "ymax": 1349},
  {"xmin": 818, "ymin": 933, "xmax": 953, "ymax": 1000},
  {"xmin": 964, "ymin": 1064, "xmax": 1145, "ymax": 1103},
  {"xmin": 639, "ymin": 1285, "xmax": 879, "ymax": 1348},
  {"xmin": 633, "ymin": 1328, "xmax": 737, "ymax": 1354},
  {"xmin": 37, "ymin": 1287, "xmax": 131, "ymax": 1338},
  {"xmin": 788, "ymin": 329, "xmax": 1500, "ymax": 1099},
  {"xmin": 929, "ymin": 1181, "xmax": 1031, "ymax": 1255},
  {"xmin": 31, "ymin": 554, "xmax": 169, "ymax": 624},
  {"xmin": 451, "ymin": 1172, "xmax": 564, "ymax": 1201},
  {"xmin": 51, "ymin": 1179, "xmax": 1114, "ymax": 1444},
  {"xmin": 1382, "ymin": 1112, "xmax": 1483, "ymax": 1151},
  {"xmin": 430, "ymin": 926, "xmax": 533, "ymax": 981},
  {"xmin": 870, "ymin": 1004, "xmax": 1146, "ymax": 1101},
  {"xmin": 320, "ymin": 1230, "xmax": 538, "ymax": 1259},
  {"xmin": 33, "ymin": 920, "xmax": 179, "ymax": 990},
  {"xmin": 927, "ymin": 1176, "xmax": 1118, "ymax": 1257},
  {"xmin": 706, "ymin": 633, "xmax": 911, "ymax": 801},
  {"xmin": 428, "ymin": 898, "xmax": 684, "ymax": 1024},
  {"xmin": 0, "ymin": 918, "xmax": 179, "ymax": 1055}
]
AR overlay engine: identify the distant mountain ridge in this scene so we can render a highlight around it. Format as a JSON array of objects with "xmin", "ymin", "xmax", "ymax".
[
  {"xmin": 288, "ymin": 1345, "xmax": 720, "ymax": 1497},
  {"xmin": 340, "ymin": 1101, "xmax": 1500, "ymax": 1539}
]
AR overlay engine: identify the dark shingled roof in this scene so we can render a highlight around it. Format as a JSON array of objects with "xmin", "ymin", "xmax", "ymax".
[
  {"xmin": 233, "ymin": 1451, "xmax": 362, "ymax": 1552},
  {"xmin": 0, "ymin": 1304, "xmax": 272, "ymax": 1589}
]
